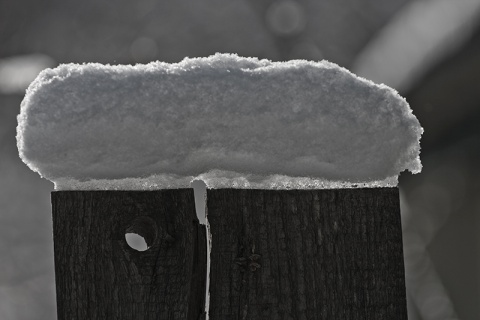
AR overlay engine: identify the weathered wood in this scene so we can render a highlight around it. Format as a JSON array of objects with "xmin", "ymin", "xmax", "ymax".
[
  {"xmin": 51, "ymin": 190, "xmax": 206, "ymax": 320},
  {"xmin": 207, "ymin": 188, "xmax": 407, "ymax": 319}
]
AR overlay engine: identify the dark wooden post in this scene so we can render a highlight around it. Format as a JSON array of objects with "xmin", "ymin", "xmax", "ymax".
[
  {"xmin": 207, "ymin": 188, "xmax": 407, "ymax": 319},
  {"xmin": 51, "ymin": 190, "xmax": 206, "ymax": 320}
]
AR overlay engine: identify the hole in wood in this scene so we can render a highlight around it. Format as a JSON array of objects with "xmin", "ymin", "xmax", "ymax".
[
  {"xmin": 125, "ymin": 216, "xmax": 157, "ymax": 251},
  {"xmin": 125, "ymin": 233, "xmax": 148, "ymax": 251}
]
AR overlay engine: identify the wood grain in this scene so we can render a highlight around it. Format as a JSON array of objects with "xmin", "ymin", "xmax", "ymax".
[{"xmin": 207, "ymin": 188, "xmax": 407, "ymax": 320}]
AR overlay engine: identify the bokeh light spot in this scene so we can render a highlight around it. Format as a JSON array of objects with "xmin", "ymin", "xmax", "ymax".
[{"xmin": 266, "ymin": 0, "xmax": 306, "ymax": 36}]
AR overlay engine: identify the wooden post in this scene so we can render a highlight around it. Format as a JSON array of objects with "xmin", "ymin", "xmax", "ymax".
[
  {"xmin": 51, "ymin": 188, "xmax": 407, "ymax": 319},
  {"xmin": 51, "ymin": 190, "xmax": 206, "ymax": 320},
  {"xmin": 206, "ymin": 188, "xmax": 407, "ymax": 319}
]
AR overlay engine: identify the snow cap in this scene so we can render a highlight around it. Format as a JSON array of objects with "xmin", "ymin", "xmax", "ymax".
[{"xmin": 17, "ymin": 53, "xmax": 422, "ymax": 190}]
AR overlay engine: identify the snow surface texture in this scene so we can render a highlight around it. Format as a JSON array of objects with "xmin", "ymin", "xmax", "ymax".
[{"xmin": 17, "ymin": 53, "xmax": 422, "ymax": 190}]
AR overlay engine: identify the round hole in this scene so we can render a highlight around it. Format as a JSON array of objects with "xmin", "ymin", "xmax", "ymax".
[
  {"xmin": 125, "ymin": 233, "xmax": 149, "ymax": 251},
  {"xmin": 125, "ymin": 216, "xmax": 157, "ymax": 252}
]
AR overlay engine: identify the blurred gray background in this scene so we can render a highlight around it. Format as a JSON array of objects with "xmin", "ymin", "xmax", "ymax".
[{"xmin": 1, "ymin": 0, "xmax": 480, "ymax": 319}]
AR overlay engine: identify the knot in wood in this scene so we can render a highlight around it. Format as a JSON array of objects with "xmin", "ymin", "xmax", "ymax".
[{"xmin": 234, "ymin": 253, "xmax": 261, "ymax": 272}]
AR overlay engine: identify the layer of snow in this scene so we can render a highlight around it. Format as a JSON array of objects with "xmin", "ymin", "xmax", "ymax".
[{"xmin": 17, "ymin": 53, "xmax": 422, "ymax": 190}]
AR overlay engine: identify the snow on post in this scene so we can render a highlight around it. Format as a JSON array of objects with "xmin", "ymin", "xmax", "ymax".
[
  {"xmin": 18, "ymin": 54, "xmax": 422, "ymax": 320},
  {"xmin": 17, "ymin": 53, "xmax": 422, "ymax": 190}
]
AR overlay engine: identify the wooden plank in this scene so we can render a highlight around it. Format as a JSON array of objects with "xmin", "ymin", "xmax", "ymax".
[
  {"xmin": 51, "ymin": 190, "xmax": 206, "ymax": 320},
  {"xmin": 207, "ymin": 188, "xmax": 407, "ymax": 320}
]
